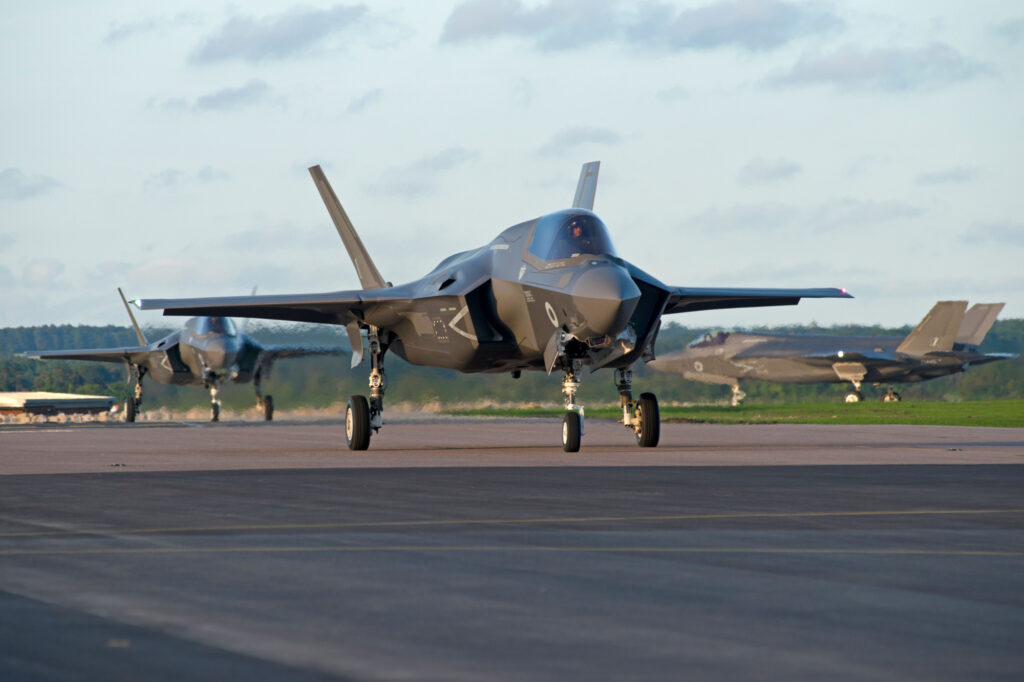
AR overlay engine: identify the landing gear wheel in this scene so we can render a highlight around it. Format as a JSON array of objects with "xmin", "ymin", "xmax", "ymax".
[
  {"xmin": 211, "ymin": 403, "xmax": 220, "ymax": 422},
  {"xmin": 562, "ymin": 411, "xmax": 581, "ymax": 453},
  {"xmin": 263, "ymin": 395, "xmax": 274, "ymax": 421},
  {"xmin": 346, "ymin": 395, "xmax": 371, "ymax": 451},
  {"xmin": 125, "ymin": 396, "xmax": 137, "ymax": 423},
  {"xmin": 883, "ymin": 391, "xmax": 901, "ymax": 403},
  {"xmin": 635, "ymin": 392, "xmax": 660, "ymax": 447},
  {"xmin": 844, "ymin": 391, "xmax": 863, "ymax": 403}
]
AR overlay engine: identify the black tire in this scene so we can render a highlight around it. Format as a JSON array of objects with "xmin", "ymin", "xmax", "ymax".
[
  {"xmin": 635, "ymin": 392, "xmax": 660, "ymax": 448},
  {"xmin": 346, "ymin": 395, "xmax": 371, "ymax": 451},
  {"xmin": 844, "ymin": 391, "xmax": 863, "ymax": 403},
  {"xmin": 883, "ymin": 391, "xmax": 901, "ymax": 403},
  {"xmin": 125, "ymin": 397, "xmax": 137, "ymax": 423},
  {"xmin": 562, "ymin": 411, "xmax": 581, "ymax": 452},
  {"xmin": 211, "ymin": 403, "xmax": 220, "ymax": 422},
  {"xmin": 263, "ymin": 395, "xmax": 274, "ymax": 421}
]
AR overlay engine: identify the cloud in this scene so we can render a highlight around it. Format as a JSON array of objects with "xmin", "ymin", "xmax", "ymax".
[
  {"xmin": 155, "ymin": 80, "xmax": 280, "ymax": 113},
  {"xmin": 23, "ymin": 259, "xmax": 65, "ymax": 288},
  {"xmin": 221, "ymin": 224, "xmax": 326, "ymax": 251},
  {"xmin": 962, "ymin": 221, "xmax": 1024, "ymax": 246},
  {"xmin": 441, "ymin": 0, "xmax": 841, "ymax": 52},
  {"xmin": 0, "ymin": 265, "xmax": 13, "ymax": 288},
  {"xmin": 846, "ymin": 154, "xmax": 889, "ymax": 178},
  {"xmin": 628, "ymin": 0, "xmax": 843, "ymax": 52},
  {"xmin": 538, "ymin": 127, "xmax": 621, "ymax": 157},
  {"xmin": 196, "ymin": 79, "xmax": 274, "ymax": 111},
  {"xmin": 993, "ymin": 17, "xmax": 1024, "ymax": 45},
  {"xmin": 684, "ymin": 197, "xmax": 922, "ymax": 232},
  {"xmin": 915, "ymin": 167, "xmax": 977, "ymax": 185},
  {"xmin": 103, "ymin": 12, "xmax": 201, "ymax": 45},
  {"xmin": 144, "ymin": 166, "xmax": 230, "ymax": 190},
  {"xmin": 656, "ymin": 86, "xmax": 689, "ymax": 102},
  {"xmin": 0, "ymin": 168, "xmax": 61, "ymax": 201},
  {"xmin": 768, "ymin": 42, "xmax": 991, "ymax": 91},
  {"xmin": 346, "ymin": 88, "xmax": 384, "ymax": 114},
  {"xmin": 191, "ymin": 4, "xmax": 366, "ymax": 63},
  {"xmin": 368, "ymin": 147, "xmax": 478, "ymax": 196},
  {"xmin": 737, "ymin": 157, "xmax": 802, "ymax": 185},
  {"xmin": 0, "ymin": 232, "xmax": 14, "ymax": 252}
]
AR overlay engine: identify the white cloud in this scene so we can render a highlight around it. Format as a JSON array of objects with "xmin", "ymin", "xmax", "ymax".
[
  {"xmin": 915, "ymin": 167, "xmax": 977, "ymax": 185},
  {"xmin": 0, "ymin": 168, "xmax": 60, "ymax": 201},
  {"xmin": 737, "ymin": 157, "xmax": 802, "ymax": 185},
  {"xmin": 191, "ymin": 4, "xmax": 367, "ymax": 63},
  {"xmin": 23, "ymin": 259, "xmax": 65, "ymax": 287},
  {"xmin": 538, "ymin": 127, "xmax": 621, "ymax": 157},
  {"xmin": 768, "ymin": 42, "xmax": 991, "ymax": 91},
  {"xmin": 367, "ymin": 147, "xmax": 479, "ymax": 196}
]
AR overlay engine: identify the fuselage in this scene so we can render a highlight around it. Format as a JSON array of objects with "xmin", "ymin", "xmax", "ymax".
[
  {"xmin": 139, "ymin": 317, "xmax": 262, "ymax": 386},
  {"xmin": 358, "ymin": 209, "xmax": 670, "ymax": 374},
  {"xmin": 654, "ymin": 330, "xmax": 989, "ymax": 385}
]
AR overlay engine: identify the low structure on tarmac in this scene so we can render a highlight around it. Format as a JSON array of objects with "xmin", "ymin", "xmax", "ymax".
[{"xmin": 0, "ymin": 392, "xmax": 115, "ymax": 417}]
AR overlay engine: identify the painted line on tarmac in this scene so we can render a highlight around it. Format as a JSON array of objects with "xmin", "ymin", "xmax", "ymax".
[
  {"xmin": 0, "ymin": 545, "xmax": 1021, "ymax": 558},
  {"xmin": 2, "ymin": 508, "xmax": 1022, "ymax": 538}
]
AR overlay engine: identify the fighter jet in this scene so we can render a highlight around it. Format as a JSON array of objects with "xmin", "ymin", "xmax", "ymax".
[
  {"xmin": 136, "ymin": 161, "xmax": 850, "ymax": 450},
  {"xmin": 23, "ymin": 289, "xmax": 344, "ymax": 422},
  {"xmin": 651, "ymin": 301, "xmax": 1016, "ymax": 404}
]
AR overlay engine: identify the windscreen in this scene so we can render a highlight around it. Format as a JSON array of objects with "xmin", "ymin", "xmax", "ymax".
[
  {"xmin": 192, "ymin": 317, "xmax": 238, "ymax": 336},
  {"xmin": 688, "ymin": 331, "xmax": 729, "ymax": 348},
  {"xmin": 527, "ymin": 210, "xmax": 617, "ymax": 261}
]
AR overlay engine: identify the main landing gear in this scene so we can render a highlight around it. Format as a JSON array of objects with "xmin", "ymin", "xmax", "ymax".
[
  {"xmin": 843, "ymin": 379, "xmax": 864, "ymax": 403},
  {"xmin": 882, "ymin": 386, "xmax": 902, "ymax": 402},
  {"xmin": 124, "ymin": 365, "xmax": 146, "ymax": 423},
  {"xmin": 204, "ymin": 375, "xmax": 222, "ymax": 422},
  {"xmin": 615, "ymin": 369, "xmax": 660, "ymax": 448},
  {"xmin": 346, "ymin": 326, "xmax": 386, "ymax": 451},
  {"xmin": 254, "ymin": 364, "xmax": 274, "ymax": 421}
]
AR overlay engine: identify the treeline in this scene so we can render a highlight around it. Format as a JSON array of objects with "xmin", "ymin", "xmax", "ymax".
[{"xmin": 1, "ymin": 319, "xmax": 1021, "ymax": 410}]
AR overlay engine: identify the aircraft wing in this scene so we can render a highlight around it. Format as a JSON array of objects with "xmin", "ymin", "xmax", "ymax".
[
  {"xmin": 21, "ymin": 346, "xmax": 152, "ymax": 364},
  {"xmin": 134, "ymin": 289, "xmax": 413, "ymax": 325},
  {"xmin": 663, "ymin": 287, "xmax": 851, "ymax": 315}
]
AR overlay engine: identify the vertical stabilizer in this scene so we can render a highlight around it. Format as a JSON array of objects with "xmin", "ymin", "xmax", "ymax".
[
  {"xmin": 118, "ymin": 287, "xmax": 148, "ymax": 345},
  {"xmin": 572, "ymin": 161, "xmax": 600, "ymax": 210},
  {"xmin": 896, "ymin": 301, "xmax": 967, "ymax": 354},
  {"xmin": 308, "ymin": 165, "xmax": 388, "ymax": 290},
  {"xmin": 956, "ymin": 303, "xmax": 1004, "ymax": 347}
]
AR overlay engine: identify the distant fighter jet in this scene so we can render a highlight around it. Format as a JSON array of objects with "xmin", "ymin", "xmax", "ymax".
[
  {"xmin": 23, "ymin": 289, "xmax": 344, "ymax": 422},
  {"xmin": 650, "ymin": 301, "xmax": 1015, "ymax": 404},
  {"xmin": 136, "ymin": 162, "xmax": 850, "ymax": 450}
]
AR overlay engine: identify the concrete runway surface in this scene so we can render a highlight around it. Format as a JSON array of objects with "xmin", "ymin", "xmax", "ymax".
[{"xmin": 1, "ymin": 418, "xmax": 1023, "ymax": 681}]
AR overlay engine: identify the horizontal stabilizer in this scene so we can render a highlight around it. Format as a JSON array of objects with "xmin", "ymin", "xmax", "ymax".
[
  {"xmin": 896, "ymin": 301, "xmax": 967, "ymax": 354},
  {"xmin": 309, "ymin": 165, "xmax": 387, "ymax": 290},
  {"xmin": 956, "ymin": 303, "xmax": 1004, "ymax": 347},
  {"xmin": 572, "ymin": 161, "xmax": 600, "ymax": 211}
]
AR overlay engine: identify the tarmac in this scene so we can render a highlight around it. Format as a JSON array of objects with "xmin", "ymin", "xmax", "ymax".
[{"xmin": 2, "ymin": 417, "xmax": 1023, "ymax": 680}]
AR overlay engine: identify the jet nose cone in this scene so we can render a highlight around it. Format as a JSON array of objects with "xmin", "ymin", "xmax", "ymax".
[{"xmin": 570, "ymin": 264, "xmax": 641, "ymax": 339}]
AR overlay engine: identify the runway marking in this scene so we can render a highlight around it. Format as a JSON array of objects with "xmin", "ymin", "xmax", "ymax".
[
  {"xmin": 2, "ymin": 508, "xmax": 1022, "ymax": 538},
  {"xmin": 0, "ymin": 545, "xmax": 1021, "ymax": 558}
]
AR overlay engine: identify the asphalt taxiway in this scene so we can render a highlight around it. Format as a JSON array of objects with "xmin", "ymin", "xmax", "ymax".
[{"xmin": 1, "ymin": 419, "xmax": 1022, "ymax": 681}]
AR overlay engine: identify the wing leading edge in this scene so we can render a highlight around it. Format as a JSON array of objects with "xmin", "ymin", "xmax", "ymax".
[
  {"xmin": 664, "ymin": 287, "xmax": 851, "ymax": 315},
  {"xmin": 22, "ymin": 346, "xmax": 152, "ymax": 364},
  {"xmin": 134, "ymin": 289, "xmax": 412, "ymax": 325}
]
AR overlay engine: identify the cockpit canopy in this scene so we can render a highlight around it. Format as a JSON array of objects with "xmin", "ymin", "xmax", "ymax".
[
  {"xmin": 187, "ymin": 316, "xmax": 238, "ymax": 337},
  {"xmin": 688, "ymin": 331, "xmax": 729, "ymax": 348},
  {"xmin": 527, "ymin": 209, "xmax": 617, "ymax": 261}
]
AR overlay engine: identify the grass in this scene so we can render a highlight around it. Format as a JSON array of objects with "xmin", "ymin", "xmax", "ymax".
[{"xmin": 445, "ymin": 399, "xmax": 1024, "ymax": 428}]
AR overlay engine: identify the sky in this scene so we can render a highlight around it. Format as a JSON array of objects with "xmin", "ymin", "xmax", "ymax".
[{"xmin": 1, "ymin": 0, "xmax": 1022, "ymax": 331}]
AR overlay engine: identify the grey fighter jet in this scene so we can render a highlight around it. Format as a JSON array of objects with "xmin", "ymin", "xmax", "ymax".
[
  {"xmin": 23, "ymin": 289, "xmax": 344, "ymax": 422},
  {"xmin": 136, "ymin": 162, "xmax": 850, "ymax": 450},
  {"xmin": 651, "ymin": 301, "xmax": 1016, "ymax": 404}
]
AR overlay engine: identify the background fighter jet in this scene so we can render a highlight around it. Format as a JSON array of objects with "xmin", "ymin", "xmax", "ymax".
[
  {"xmin": 651, "ymin": 301, "xmax": 1016, "ymax": 404},
  {"xmin": 136, "ymin": 162, "xmax": 850, "ymax": 451},
  {"xmin": 23, "ymin": 289, "xmax": 344, "ymax": 422}
]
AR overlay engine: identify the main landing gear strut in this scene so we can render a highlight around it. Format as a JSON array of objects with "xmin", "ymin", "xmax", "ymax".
[
  {"xmin": 254, "ymin": 363, "xmax": 274, "ymax": 421},
  {"xmin": 204, "ymin": 374, "xmax": 222, "ymax": 422},
  {"xmin": 844, "ymin": 380, "xmax": 864, "ymax": 403},
  {"xmin": 614, "ymin": 369, "xmax": 660, "ymax": 448},
  {"xmin": 346, "ymin": 326, "xmax": 386, "ymax": 450},
  {"xmin": 124, "ymin": 364, "xmax": 146, "ymax": 423}
]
